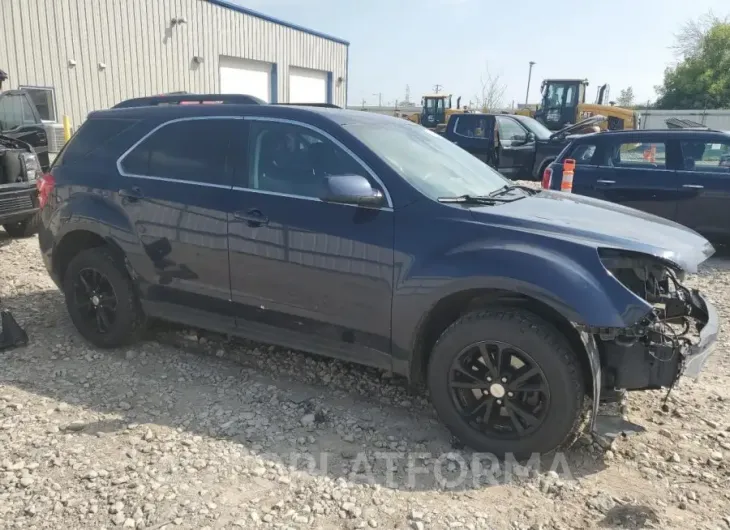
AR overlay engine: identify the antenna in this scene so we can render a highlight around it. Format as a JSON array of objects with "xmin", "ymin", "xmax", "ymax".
[{"xmin": 433, "ymin": 84, "xmax": 443, "ymax": 94}]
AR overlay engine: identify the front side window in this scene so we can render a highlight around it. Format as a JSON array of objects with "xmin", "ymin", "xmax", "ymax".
[
  {"xmin": 680, "ymin": 140, "xmax": 730, "ymax": 172},
  {"xmin": 247, "ymin": 120, "xmax": 372, "ymax": 199},
  {"xmin": 121, "ymin": 118, "xmax": 235, "ymax": 186},
  {"xmin": 0, "ymin": 93, "xmax": 39, "ymax": 131},
  {"xmin": 569, "ymin": 144, "xmax": 598, "ymax": 165},
  {"xmin": 345, "ymin": 120, "xmax": 508, "ymax": 201},
  {"xmin": 496, "ymin": 117, "xmax": 527, "ymax": 141}
]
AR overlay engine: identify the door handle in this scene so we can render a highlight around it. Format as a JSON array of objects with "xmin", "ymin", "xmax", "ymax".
[
  {"xmin": 234, "ymin": 209, "xmax": 269, "ymax": 227},
  {"xmin": 682, "ymin": 184, "xmax": 704, "ymax": 189},
  {"xmin": 119, "ymin": 186, "xmax": 143, "ymax": 202},
  {"xmin": 596, "ymin": 180, "xmax": 615, "ymax": 184}
]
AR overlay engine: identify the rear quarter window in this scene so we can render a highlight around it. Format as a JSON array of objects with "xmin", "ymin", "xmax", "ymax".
[{"xmin": 56, "ymin": 118, "xmax": 139, "ymax": 166}]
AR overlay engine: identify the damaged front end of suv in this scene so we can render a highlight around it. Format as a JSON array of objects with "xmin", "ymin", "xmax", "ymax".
[{"xmin": 592, "ymin": 249, "xmax": 719, "ymax": 401}]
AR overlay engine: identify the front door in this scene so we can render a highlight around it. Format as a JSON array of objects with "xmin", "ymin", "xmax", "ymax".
[
  {"xmin": 496, "ymin": 116, "xmax": 534, "ymax": 179},
  {"xmin": 227, "ymin": 117, "xmax": 395, "ymax": 368},
  {"xmin": 116, "ymin": 117, "xmax": 236, "ymax": 325},
  {"xmin": 674, "ymin": 137, "xmax": 730, "ymax": 241},
  {"xmin": 449, "ymin": 114, "xmax": 494, "ymax": 165},
  {"xmin": 589, "ymin": 138, "xmax": 682, "ymax": 221}
]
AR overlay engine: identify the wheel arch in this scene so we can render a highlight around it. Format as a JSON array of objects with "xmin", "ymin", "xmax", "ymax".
[
  {"xmin": 408, "ymin": 287, "xmax": 594, "ymax": 397},
  {"xmin": 54, "ymin": 229, "xmax": 128, "ymax": 284}
]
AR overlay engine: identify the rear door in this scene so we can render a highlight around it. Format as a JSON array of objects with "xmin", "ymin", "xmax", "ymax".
[
  {"xmin": 448, "ymin": 115, "xmax": 494, "ymax": 165},
  {"xmin": 674, "ymin": 136, "xmax": 730, "ymax": 240},
  {"xmin": 496, "ymin": 116, "xmax": 534, "ymax": 178},
  {"xmin": 117, "ymin": 116, "xmax": 236, "ymax": 326},
  {"xmin": 0, "ymin": 90, "xmax": 49, "ymax": 169},
  {"xmin": 585, "ymin": 136, "xmax": 682, "ymax": 221}
]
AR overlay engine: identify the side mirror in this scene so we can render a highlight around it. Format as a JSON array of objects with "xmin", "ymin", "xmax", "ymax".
[
  {"xmin": 526, "ymin": 132, "xmax": 536, "ymax": 143},
  {"xmin": 321, "ymin": 175, "xmax": 384, "ymax": 207},
  {"xmin": 512, "ymin": 134, "xmax": 528, "ymax": 144}
]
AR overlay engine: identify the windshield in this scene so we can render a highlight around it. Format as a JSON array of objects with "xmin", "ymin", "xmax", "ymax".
[
  {"xmin": 345, "ymin": 120, "xmax": 508, "ymax": 200},
  {"xmin": 514, "ymin": 116, "xmax": 552, "ymax": 139}
]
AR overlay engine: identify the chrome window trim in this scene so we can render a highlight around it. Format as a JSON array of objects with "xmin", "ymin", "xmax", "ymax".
[
  {"xmin": 116, "ymin": 116, "xmax": 243, "ymax": 187},
  {"xmin": 114, "ymin": 115, "xmax": 395, "ymax": 210},
  {"xmin": 243, "ymin": 116, "xmax": 394, "ymax": 209}
]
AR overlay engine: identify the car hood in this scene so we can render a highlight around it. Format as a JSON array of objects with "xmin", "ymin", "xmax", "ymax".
[
  {"xmin": 550, "ymin": 114, "xmax": 606, "ymax": 139},
  {"xmin": 469, "ymin": 190, "xmax": 714, "ymax": 273}
]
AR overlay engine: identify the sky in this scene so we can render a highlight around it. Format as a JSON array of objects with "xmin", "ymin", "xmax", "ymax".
[{"xmin": 231, "ymin": 0, "xmax": 729, "ymax": 108}]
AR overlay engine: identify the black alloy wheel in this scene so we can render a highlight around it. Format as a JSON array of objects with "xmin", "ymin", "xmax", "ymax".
[
  {"xmin": 449, "ymin": 340, "xmax": 550, "ymax": 439},
  {"xmin": 72, "ymin": 267, "xmax": 119, "ymax": 335}
]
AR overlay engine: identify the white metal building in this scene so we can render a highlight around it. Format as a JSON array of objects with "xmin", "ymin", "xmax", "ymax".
[{"xmin": 0, "ymin": 0, "xmax": 349, "ymax": 130}]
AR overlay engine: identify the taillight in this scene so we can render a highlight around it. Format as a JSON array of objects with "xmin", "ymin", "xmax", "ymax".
[
  {"xmin": 37, "ymin": 173, "xmax": 55, "ymax": 208},
  {"xmin": 541, "ymin": 167, "xmax": 553, "ymax": 189}
]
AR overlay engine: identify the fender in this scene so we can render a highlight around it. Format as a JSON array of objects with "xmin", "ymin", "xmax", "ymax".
[{"xmin": 391, "ymin": 239, "xmax": 652, "ymax": 368}]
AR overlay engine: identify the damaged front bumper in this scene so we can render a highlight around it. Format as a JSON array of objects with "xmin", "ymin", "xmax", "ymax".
[
  {"xmin": 598, "ymin": 288, "xmax": 719, "ymax": 392},
  {"xmin": 592, "ymin": 250, "xmax": 721, "ymax": 393},
  {"xmin": 680, "ymin": 291, "xmax": 719, "ymax": 378}
]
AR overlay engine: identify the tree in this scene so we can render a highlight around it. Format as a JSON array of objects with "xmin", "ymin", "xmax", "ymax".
[
  {"xmin": 671, "ymin": 10, "xmax": 728, "ymax": 59},
  {"xmin": 472, "ymin": 65, "xmax": 506, "ymax": 112},
  {"xmin": 656, "ymin": 21, "xmax": 730, "ymax": 109},
  {"xmin": 616, "ymin": 87, "xmax": 635, "ymax": 107}
]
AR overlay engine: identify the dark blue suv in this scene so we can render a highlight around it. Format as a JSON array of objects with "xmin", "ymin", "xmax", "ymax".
[
  {"xmin": 544, "ymin": 128, "xmax": 730, "ymax": 242},
  {"xmin": 38, "ymin": 94, "xmax": 719, "ymax": 457}
]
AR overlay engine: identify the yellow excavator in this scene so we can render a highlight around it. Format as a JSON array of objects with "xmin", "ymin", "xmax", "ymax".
[
  {"xmin": 405, "ymin": 93, "xmax": 466, "ymax": 132},
  {"xmin": 516, "ymin": 79, "xmax": 638, "ymax": 131}
]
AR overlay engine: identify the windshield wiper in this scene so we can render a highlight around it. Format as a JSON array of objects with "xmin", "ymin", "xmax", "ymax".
[
  {"xmin": 487, "ymin": 184, "xmax": 540, "ymax": 198},
  {"xmin": 437, "ymin": 194, "xmax": 512, "ymax": 204}
]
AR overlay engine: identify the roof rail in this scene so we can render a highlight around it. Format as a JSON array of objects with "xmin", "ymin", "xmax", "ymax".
[
  {"xmin": 277, "ymin": 102, "xmax": 342, "ymax": 108},
  {"xmin": 112, "ymin": 93, "xmax": 266, "ymax": 109}
]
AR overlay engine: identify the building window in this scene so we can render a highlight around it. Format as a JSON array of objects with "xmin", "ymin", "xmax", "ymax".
[{"xmin": 20, "ymin": 86, "xmax": 57, "ymax": 121}]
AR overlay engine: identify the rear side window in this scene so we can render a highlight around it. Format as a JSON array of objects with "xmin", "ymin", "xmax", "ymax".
[
  {"xmin": 57, "ymin": 118, "xmax": 139, "ymax": 165},
  {"xmin": 120, "ymin": 118, "xmax": 236, "ymax": 187},
  {"xmin": 454, "ymin": 116, "xmax": 489, "ymax": 138},
  {"xmin": 679, "ymin": 140, "xmax": 730, "ymax": 172}
]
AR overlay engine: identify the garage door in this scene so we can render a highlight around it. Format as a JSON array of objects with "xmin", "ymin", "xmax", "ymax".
[
  {"xmin": 289, "ymin": 67, "xmax": 329, "ymax": 104},
  {"xmin": 219, "ymin": 56, "xmax": 273, "ymax": 102}
]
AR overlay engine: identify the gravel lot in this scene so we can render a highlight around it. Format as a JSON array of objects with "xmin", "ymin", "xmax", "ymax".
[{"xmin": 2, "ymin": 193, "xmax": 730, "ymax": 529}]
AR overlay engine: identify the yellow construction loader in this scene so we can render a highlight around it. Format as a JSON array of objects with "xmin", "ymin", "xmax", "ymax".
[
  {"xmin": 405, "ymin": 93, "xmax": 467, "ymax": 131},
  {"xmin": 517, "ymin": 79, "xmax": 638, "ymax": 131}
]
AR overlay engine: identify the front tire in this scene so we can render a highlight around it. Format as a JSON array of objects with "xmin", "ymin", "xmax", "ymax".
[
  {"xmin": 3, "ymin": 211, "xmax": 42, "ymax": 238},
  {"xmin": 63, "ymin": 247, "xmax": 145, "ymax": 348},
  {"xmin": 427, "ymin": 308, "xmax": 585, "ymax": 458}
]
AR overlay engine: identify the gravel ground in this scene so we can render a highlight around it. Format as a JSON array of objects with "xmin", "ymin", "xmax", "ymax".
[{"xmin": 2, "ymin": 193, "xmax": 730, "ymax": 529}]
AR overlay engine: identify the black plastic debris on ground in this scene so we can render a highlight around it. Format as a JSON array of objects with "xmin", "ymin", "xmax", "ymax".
[{"xmin": 0, "ymin": 309, "xmax": 29, "ymax": 351}]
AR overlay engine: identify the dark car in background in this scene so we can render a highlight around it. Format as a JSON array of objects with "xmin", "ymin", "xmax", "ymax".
[
  {"xmin": 544, "ymin": 128, "xmax": 730, "ymax": 243},
  {"xmin": 0, "ymin": 88, "xmax": 50, "ymax": 171},
  {"xmin": 37, "ymin": 95, "xmax": 718, "ymax": 457},
  {"xmin": 442, "ymin": 112, "xmax": 604, "ymax": 180}
]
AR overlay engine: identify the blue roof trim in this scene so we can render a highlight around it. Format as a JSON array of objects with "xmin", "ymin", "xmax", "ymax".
[{"xmin": 205, "ymin": 0, "xmax": 350, "ymax": 46}]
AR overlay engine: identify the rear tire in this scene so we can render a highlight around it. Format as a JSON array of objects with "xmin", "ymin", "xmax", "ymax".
[
  {"xmin": 3, "ymin": 211, "xmax": 41, "ymax": 238},
  {"xmin": 62, "ymin": 247, "xmax": 145, "ymax": 348},
  {"xmin": 427, "ymin": 308, "xmax": 585, "ymax": 458}
]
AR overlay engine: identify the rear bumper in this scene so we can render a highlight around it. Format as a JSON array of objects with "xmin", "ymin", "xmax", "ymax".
[
  {"xmin": 0, "ymin": 185, "xmax": 38, "ymax": 225},
  {"xmin": 682, "ymin": 292, "xmax": 719, "ymax": 379}
]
